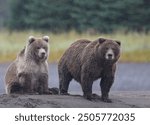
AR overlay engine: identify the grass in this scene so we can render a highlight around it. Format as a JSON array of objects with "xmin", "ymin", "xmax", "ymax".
[{"xmin": 0, "ymin": 30, "xmax": 150, "ymax": 63}]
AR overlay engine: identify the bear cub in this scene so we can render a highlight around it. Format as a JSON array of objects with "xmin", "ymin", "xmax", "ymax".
[
  {"xmin": 58, "ymin": 38, "xmax": 121, "ymax": 102},
  {"xmin": 5, "ymin": 36, "xmax": 51, "ymax": 94}
]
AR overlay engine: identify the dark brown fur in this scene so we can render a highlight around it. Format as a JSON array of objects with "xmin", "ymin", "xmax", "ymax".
[{"xmin": 58, "ymin": 38, "xmax": 121, "ymax": 102}]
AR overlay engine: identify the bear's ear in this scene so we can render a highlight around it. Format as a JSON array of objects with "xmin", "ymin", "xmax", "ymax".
[
  {"xmin": 115, "ymin": 40, "xmax": 121, "ymax": 46},
  {"xmin": 98, "ymin": 38, "xmax": 106, "ymax": 44},
  {"xmin": 28, "ymin": 36, "xmax": 35, "ymax": 44},
  {"xmin": 43, "ymin": 36, "xmax": 49, "ymax": 43}
]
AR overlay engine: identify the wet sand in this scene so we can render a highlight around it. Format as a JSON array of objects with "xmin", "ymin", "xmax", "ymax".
[{"xmin": 0, "ymin": 91, "xmax": 150, "ymax": 108}]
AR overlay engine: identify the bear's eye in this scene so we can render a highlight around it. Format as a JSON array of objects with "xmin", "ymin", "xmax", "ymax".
[
  {"xmin": 43, "ymin": 47, "xmax": 47, "ymax": 50},
  {"xmin": 105, "ymin": 47, "xmax": 109, "ymax": 50},
  {"xmin": 37, "ymin": 47, "xmax": 40, "ymax": 49}
]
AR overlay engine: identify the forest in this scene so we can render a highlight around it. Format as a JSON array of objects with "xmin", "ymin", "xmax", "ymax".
[
  {"xmin": 0, "ymin": 0, "xmax": 150, "ymax": 62},
  {"xmin": 0, "ymin": 0, "xmax": 150, "ymax": 33}
]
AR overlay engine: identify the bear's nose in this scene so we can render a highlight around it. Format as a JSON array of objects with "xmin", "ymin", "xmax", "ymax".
[
  {"xmin": 108, "ymin": 54, "xmax": 112, "ymax": 57},
  {"xmin": 41, "ymin": 52, "xmax": 45, "ymax": 56}
]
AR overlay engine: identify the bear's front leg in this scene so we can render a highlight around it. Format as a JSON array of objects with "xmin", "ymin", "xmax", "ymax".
[
  {"xmin": 18, "ymin": 72, "xmax": 32, "ymax": 93},
  {"xmin": 100, "ymin": 75, "xmax": 114, "ymax": 103},
  {"xmin": 38, "ymin": 73, "xmax": 49, "ymax": 94}
]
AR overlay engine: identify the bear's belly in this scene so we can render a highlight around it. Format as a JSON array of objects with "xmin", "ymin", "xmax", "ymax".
[
  {"xmin": 71, "ymin": 69, "xmax": 102, "ymax": 84},
  {"xmin": 18, "ymin": 61, "xmax": 47, "ymax": 74}
]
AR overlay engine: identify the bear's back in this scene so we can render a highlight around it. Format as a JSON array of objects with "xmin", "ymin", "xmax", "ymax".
[
  {"xmin": 71, "ymin": 39, "xmax": 91, "ymax": 47},
  {"xmin": 60, "ymin": 39, "xmax": 91, "ymax": 64}
]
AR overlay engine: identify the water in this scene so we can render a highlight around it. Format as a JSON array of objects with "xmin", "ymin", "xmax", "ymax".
[{"xmin": 1, "ymin": 63, "xmax": 150, "ymax": 94}]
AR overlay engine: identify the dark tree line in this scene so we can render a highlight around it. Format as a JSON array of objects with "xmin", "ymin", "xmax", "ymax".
[{"xmin": 7, "ymin": 0, "xmax": 150, "ymax": 33}]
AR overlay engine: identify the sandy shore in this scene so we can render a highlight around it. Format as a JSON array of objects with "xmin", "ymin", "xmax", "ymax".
[{"xmin": 0, "ymin": 91, "xmax": 150, "ymax": 108}]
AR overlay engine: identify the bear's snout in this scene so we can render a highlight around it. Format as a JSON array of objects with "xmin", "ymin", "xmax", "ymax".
[
  {"xmin": 38, "ymin": 48, "xmax": 47, "ymax": 59},
  {"xmin": 41, "ymin": 52, "xmax": 46, "ymax": 56},
  {"xmin": 105, "ymin": 48, "xmax": 114, "ymax": 60}
]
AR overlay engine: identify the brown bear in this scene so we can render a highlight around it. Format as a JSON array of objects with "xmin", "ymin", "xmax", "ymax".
[
  {"xmin": 58, "ymin": 38, "xmax": 121, "ymax": 102},
  {"xmin": 5, "ymin": 36, "xmax": 51, "ymax": 94}
]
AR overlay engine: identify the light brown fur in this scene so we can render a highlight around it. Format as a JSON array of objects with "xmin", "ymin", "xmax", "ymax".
[{"xmin": 5, "ymin": 36, "xmax": 50, "ymax": 94}]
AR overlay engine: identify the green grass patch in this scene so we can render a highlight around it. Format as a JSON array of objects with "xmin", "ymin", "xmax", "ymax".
[
  {"xmin": 0, "ymin": 30, "xmax": 150, "ymax": 63},
  {"xmin": 121, "ymin": 50, "xmax": 150, "ymax": 62}
]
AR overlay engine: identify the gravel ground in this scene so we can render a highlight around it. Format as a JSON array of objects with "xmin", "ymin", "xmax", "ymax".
[{"xmin": 0, "ymin": 91, "xmax": 150, "ymax": 108}]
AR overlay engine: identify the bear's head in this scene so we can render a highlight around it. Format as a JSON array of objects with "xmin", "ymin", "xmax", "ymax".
[
  {"xmin": 96, "ymin": 38, "xmax": 121, "ymax": 63},
  {"xmin": 25, "ymin": 36, "xmax": 49, "ymax": 62}
]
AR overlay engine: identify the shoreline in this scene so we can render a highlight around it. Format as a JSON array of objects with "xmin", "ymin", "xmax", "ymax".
[{"xmin": 0, "ymin": 91, "xmax": 150, "ymax": 108}]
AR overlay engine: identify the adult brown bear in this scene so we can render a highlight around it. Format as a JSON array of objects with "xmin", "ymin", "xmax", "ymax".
[{"xmin": 58, "ymin": 38, "xmax": 121, "ymax": 102}]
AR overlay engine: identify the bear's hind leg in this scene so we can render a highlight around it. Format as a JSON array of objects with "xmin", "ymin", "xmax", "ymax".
[
  {"xmin": 59, "ymin": 69, "xmax": 72, "ymax": 95},
  {"xmin": 81, "ymin": 68, "xmax": 94, "ymax": 100},
  {"xmin": 82, "ymin": 82, "xmax": 93, "ymax": 100},
  {"xmin": 6, "ymin": 83, "xmax": 23, "ymax": 94}
]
